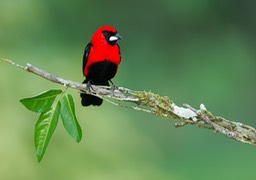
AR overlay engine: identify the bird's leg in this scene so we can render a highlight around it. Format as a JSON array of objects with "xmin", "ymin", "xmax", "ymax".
[
  {"xmin": 86, "ymin": 80, "xmax": 95, "ymax": 94},
  {"xmin": 109, "ymin": 80, "xmax": 118, "ymax": 91}
]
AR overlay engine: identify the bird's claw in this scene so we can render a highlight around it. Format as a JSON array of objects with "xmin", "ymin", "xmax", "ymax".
[
  {"xmin": 86, "ymin": 80, "xmax": 95, "ymax": 93},
  {"xmin": 109, "ymin": 80, "xmax": 118, "ymax": 91}
]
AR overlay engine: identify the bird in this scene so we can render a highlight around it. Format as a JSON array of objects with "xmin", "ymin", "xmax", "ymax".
[{"xmin": 80, "ymin": 26, "xmax": 122, "ymax": 106}]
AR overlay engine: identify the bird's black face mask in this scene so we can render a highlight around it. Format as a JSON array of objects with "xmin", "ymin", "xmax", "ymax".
[{"xmin": 102, "ymin": 30, "xmax": 122, "ymax": 46}]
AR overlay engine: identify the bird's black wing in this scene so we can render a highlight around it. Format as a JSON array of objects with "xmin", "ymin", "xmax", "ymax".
[{"xmin": 82, "ymin": 42, "xmax": 92, "ymax": 74}]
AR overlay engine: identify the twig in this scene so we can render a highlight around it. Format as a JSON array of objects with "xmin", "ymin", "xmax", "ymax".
[{"xmin": 1, "ymin": 57, "xmax": 256, "ymax": 146}]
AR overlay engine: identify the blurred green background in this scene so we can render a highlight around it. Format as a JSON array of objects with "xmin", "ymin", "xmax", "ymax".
[{"xmin": 1, "ymin": 0, "xmax": 256, "ymax": 179}]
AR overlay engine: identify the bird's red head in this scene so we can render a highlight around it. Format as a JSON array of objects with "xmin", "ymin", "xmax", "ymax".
[{"xmin": 91, "ymin": 25, "xmax": 122, "ymax": 46}]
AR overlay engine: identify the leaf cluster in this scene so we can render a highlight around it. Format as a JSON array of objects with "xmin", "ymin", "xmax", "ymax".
[{"xmin": 20, "ymin": 89, "xmax": 82, "ymax": 162}]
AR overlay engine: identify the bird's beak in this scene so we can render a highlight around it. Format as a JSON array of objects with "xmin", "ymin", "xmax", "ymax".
[
  {"xmin": 115, "ymin": 33, "xmax": 122, "ymax": 40},
  {"xmin": 109, "ymin": 33, "xmax": 122, "ymax": 41}
]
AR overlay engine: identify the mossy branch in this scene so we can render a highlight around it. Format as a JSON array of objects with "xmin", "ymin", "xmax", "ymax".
[{"xmin": 1, "ymin": 57, "xmax": 256, "ymax": 146}]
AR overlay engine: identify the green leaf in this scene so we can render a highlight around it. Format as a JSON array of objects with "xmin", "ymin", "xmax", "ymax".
[
  {"xmin": 34, "ymin": 101, "xmax": 61, "ymax": 162},
  {"xmin": 60, "ymin": 93, "xmax": 82, "ymax": 142},
  {"xmin": 20, "ymin": 89, "xmax": 62, "ymax": 113}
]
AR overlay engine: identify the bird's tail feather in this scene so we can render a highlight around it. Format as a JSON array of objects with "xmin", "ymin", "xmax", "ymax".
[{"xmin": 80, "ymin": 93, "xmax": 103, "ymax": 106}]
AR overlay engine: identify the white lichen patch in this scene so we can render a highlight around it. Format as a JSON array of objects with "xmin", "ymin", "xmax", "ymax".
[
  {"xmin": 172, "ymin": 105, "xmax": 197, "ymax": 120},
  {"xmin": 200, "ymin": 103, "xmax": 207, "ymax": 111}
]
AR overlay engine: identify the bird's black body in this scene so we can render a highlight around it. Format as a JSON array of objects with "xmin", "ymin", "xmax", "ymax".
[
  {"xmin": 86, "ymin": 60, "xmax": 118, "ymax": 84},
  {"xmin": 80, "ymin": 59, "xmax": 118, "ymax": 106}
]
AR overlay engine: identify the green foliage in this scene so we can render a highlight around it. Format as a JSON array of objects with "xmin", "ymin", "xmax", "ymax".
[
  {"xmin": 35, "ymin": 101, "xmax": 60, "ymax": 162},
  {"xmin": 20, "ymin": 89, "xmax": 82, "ymax": 162},
  {"xmin": 60, "ymin": 93, "xmax": 82, "ymax": 142},
  {"xmin": 20, "ymin": 90, "xmax": 62, "ymax": 113}
]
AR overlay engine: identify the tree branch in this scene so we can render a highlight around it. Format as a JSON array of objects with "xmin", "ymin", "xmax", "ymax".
[{"xmin": 1, "ymin": 57, "xmax": 256, "ymax": 146}]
